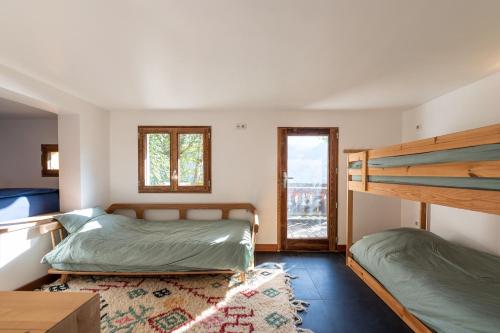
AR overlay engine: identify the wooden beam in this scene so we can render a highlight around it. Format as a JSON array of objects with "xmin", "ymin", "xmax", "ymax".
[
  {"xmin": 106, "ymin": 203, "xmax": 256, "ymax": 214},
  {"xmin": 343, "ymin": 149, "xmax": 369, "ymax": 154},
  {"xmin": 336, "ymin": 244, "xmax": 346, "ymax": 253},
  {"xmin": 50, "ymin": 232, "xmax": 56, "ymax": 248},
  {"xmin": 254, "ymin": 244, "xmax": 278, "ymax": 252},
  {"xmin": 253, "ymin": 212, "xmax": 260, "ymax": 233},
  {"xmin": 0, "ymin": 213, "xmax": 59, "ymax": 235},
  {"xmin": 348, "ymin": 160, "xmax": 500, "ymax": 178},
  {"xmin": 347, "ymin": 258, "xmax": 432, "ymax": 333},
  {"xmin": 39, "ymin": 221, "xmax": 63, "ymax": 235},
  {"xmin": 349, "ymin": 181, "xmax": 500, "ymax": 215},
  {"xmin": 346, "ymin": 190, "xmax": 353, "ymax": 262},
  {"xmin": 346, "ymin": 146, "xmax": 354, "ymax": 261},
  {"xmin": 420, "ymin": 203, "xmax": 427, "ymax": 230},
  {"xmin": 348, "ymin": 151, "xmax": 365, "ymax": 162},
  {"xmin": 329, "ymin": 127, "xmax": 339, "ymax": 251},
  {"xmin": 368, "ymin": 123, "xmax": 500, "ymax": 159},
  {"xmin": 361, "ymin": 151, "xmax": 368, "ymax": 191},
  {"xmin": 48, "ymin": 268, "xmax": 234, "ymax": 276}
]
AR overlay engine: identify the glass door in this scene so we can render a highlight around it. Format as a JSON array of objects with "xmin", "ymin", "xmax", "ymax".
[{"xmin": 278, "ymin": 128, "xmax": 338, "ymax": 251}]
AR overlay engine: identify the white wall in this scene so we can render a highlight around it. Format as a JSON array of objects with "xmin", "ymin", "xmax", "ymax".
[
  {"xmin": 0, "ymin": 64, "xmax": 110, "ymax": 210},
  {"xmin": 0, "ymin": 118, "xmax": 58, "ymax": 188},
  {"xmin": 0, "ymin": 228, "xmax": 51, "ymax": 291},
  {"xmin": 110, "ymin": 109, "xmax": 403, "ymax": 245},
  {"xmin": 78, "ymin": 110, "xmax": 110, "ymax": 209},
  {"xmin": 0, "ymin": 65, "xmax": 110, "ymax": 289},
  {"xmin": 402, "ymin": 71, "xmax": 500, "ymax": 255},
  {"xmin": 57, "ymin": 114, "xmax": 81, "ymax": 211}
]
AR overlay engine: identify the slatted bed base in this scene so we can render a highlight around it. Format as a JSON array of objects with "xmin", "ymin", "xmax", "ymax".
[
  {"xmin": 347, "ymin": 256, "xmax": 432, "ymax": 332},
  {"xmin": 48, "ymin": 268, "xmax": 246, "ymax": 284}
]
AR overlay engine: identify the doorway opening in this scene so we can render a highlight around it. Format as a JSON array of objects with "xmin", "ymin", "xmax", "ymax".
[{"xmin": 277, "ymin": 127, "xmax": 338, "ymax": 251}]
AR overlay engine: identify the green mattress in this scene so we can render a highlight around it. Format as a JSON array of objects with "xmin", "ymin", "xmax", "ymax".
[
  {"xmin": 351, "ymin": 175, "xmax": 500, "ymax": 191},
  {"xmin": 349, "ymin": 143, "xmax": 500, "ymax": 190},
  {"xmin": 42, "ymin": 213, "xmax": 253, "ymax": 272},
  {"xmin": 351, "ymin": 228, "xmax": 500, "ymax": 333},
  {"xmin": 349, "ymin": 143, "xmax": 500, "ymax": 168}
]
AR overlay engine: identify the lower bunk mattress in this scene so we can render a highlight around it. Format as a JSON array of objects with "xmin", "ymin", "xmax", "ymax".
[
  {"xmin": 42, "ymin": 210, "xmax": 253, "ymax": 272},
  {"xmin": 350, "ymin": 228, "xmax": 500, "ymax": 333}
]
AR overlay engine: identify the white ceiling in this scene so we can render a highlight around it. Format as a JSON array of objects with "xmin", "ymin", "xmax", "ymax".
[
  {"xmin": 1, "ymin": 0, "xmax": 500, "ymax": 111},
  {"xmin": 0, "ymin": 97, "xmax": 57, "ymax": 119}
]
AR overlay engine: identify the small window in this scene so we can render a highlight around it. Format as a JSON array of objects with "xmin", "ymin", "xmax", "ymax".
[
  {"xmin": 41, "ymin": 144, "xmax": 59, "ymax": 177},
  {"xmin": 138, "ymin": 126, "xmax": 211, "ymax": 193}
]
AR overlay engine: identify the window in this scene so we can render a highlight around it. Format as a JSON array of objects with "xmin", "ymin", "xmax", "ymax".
[
  {"xmin": 138, "ymin": 126, "xmax": 211, "ymax": 193},
  {"xmin": 41, "ymin": 144, "xmax": 59, "ymax": 177}
]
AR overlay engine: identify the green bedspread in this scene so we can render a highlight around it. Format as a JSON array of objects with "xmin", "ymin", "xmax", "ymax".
[
  {"xmin": 42, "ymin": 213, "xmax": 253, "ymax": 272},
  {"xmin": 351, "ymin": 228, "xmax": 500, "ymax": 333}
]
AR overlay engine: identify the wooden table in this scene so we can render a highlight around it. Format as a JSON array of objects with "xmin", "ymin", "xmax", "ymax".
[{"xmin": 0, "ymin": 291, "xmax": 100, "ymax": 333}]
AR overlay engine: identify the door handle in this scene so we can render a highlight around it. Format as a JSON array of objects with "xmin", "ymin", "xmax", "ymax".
[{"xmin": 283, "ymin": 172, "xmax": 294, "ymax": 188}]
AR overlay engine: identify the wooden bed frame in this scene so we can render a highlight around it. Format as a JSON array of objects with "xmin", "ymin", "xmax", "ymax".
[
  {"xmin": 345, "ymin": 123, "xmax": 500, "ymax": 333},
  {"xmin": 41, "ymin": 203, "xmax": 259, "ymax": 284}
]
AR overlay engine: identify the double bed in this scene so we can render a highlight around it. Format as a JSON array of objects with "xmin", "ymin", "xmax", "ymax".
[
  {"xmin": 0, "ymin": 188, "xmax": 59, "ymax": 223},
  {"xmin": 345, "ymin": 123, "xmax": 500, "ymax": 333}
]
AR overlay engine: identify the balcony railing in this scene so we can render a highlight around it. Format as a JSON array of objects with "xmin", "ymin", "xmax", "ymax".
[
  {"xmin": 287, "ymin": 183, "xmax": 328, "ymax": 239},
  {"xmin": 287, "ymin": 183, "xmax": 327, "ymax": 216}
]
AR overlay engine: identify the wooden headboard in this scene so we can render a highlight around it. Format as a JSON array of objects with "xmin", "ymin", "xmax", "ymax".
[
  {"xmin": 106, "ymin": 203, "xmax": 259, "ymax": 232},
  {"xmin": 107, "ymin": 202, "xmax": 254, "ymax": 218}
]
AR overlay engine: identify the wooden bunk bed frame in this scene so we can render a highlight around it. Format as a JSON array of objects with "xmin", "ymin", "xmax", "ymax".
[
  {"xmin": 345, "ymin": 123, "xmax": 500, "ymax": 333},
  {"xmin": 41, "ymin": 203, "xmax": 259, "ymax": 284}
]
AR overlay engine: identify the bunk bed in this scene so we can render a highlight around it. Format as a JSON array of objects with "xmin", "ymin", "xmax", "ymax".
[{"xmin": 345, "ymin": 123, "xmax": 500, "ymax": 333}]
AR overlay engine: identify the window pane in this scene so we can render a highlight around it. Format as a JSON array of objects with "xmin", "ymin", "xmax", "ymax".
[
  {"xmin": 48, "ymin": 152, "xmax": 59, "ymax": 170},
  {"xmin": 178, "ymin": 133, "xmax": 204, "ymax": 186},
  {"xmin": 287, "ymin": 135, "xmax": 328, "ymax": 239},
  {"xmin": 145, "ymin": 133, "xmax": 170, "ymax": 186}
]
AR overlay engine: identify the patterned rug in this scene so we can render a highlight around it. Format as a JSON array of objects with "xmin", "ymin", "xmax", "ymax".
[{"xmin": 40, "ymin": 265, "xmax": 311, "ymax": 333}]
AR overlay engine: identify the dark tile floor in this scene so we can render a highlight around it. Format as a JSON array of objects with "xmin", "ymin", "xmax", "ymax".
[{"xmin": 255, "ymin": 252, "xmax": 412, "ymax": 333}]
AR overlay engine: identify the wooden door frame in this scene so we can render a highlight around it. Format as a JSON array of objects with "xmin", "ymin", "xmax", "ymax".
[{"xmin": 277, "ymin": 127, "xmax": 339, "ymax": 251}]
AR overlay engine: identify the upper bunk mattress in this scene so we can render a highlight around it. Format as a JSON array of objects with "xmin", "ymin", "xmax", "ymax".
[
  {"xmin": 350, "ymin": 228, "xmax": 500, "ymax": 333},
  {"xmin": 42, "ymin": 212, "xmax": 253, "ymax": 272},
  {"xmin": 0, "ymin": 188, "xmax": 59, "ymax": 223},
  {"xmin": 349, "ymin": 143, "xmax": 500, "ymax": 190}
]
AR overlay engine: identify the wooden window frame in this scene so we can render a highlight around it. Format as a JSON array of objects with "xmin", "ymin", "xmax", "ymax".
[
  {"xmin": 138, "ymin": 126, "xmax": 212, "ymax": 193},
  {"xmin": 41, "ymin": 144, "xmax": 59, "ymax": 177}
]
